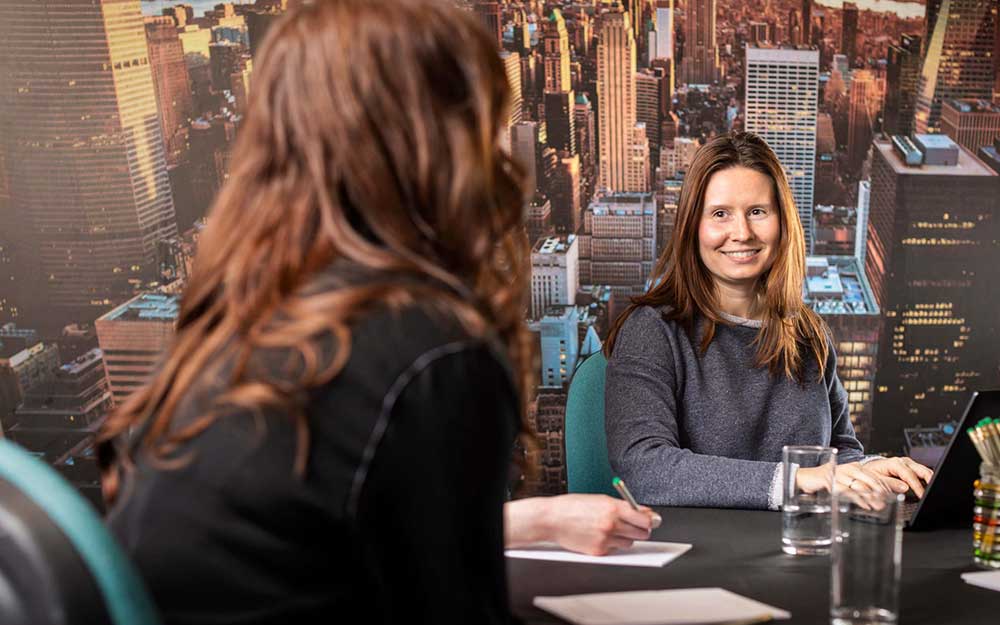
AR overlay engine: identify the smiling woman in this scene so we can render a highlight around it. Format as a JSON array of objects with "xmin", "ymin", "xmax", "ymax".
[{"xmin": 600, "ymin": 132, "xmax": 932, "ymax": 510}]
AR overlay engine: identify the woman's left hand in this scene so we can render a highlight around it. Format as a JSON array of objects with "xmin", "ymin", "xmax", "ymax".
[{"xmin": 861, "ymin": 457, "xmax": 934, "ymax": 498}]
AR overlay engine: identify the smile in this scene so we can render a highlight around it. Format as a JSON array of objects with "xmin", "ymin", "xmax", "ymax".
[{"xmin": 721, "ymin": 249, "xmax": 761, "ymax": 259}]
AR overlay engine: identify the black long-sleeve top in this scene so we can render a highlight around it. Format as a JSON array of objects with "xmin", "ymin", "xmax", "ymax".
[{"xmin": 106, "ymin": 302, "xmax": 519, "ymax": 624}]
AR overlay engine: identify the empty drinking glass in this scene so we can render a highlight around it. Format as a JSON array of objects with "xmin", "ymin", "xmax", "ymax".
[{"xmin": 830, "ymin": 489, "xmax": 904, "ymax": 625}]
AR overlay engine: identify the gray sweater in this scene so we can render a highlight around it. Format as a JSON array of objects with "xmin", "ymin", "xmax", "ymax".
[{"xmin": 605, "ymin": 305, "xmax": 865, "ymax": 510}]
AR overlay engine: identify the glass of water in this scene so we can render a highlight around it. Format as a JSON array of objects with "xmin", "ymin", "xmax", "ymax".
[
  {"xmin": 782, "ymin": 445, "xmax": 837, "ymax": 556},
  {"xmin": 831, "ymin": 489, "xmax": 904, "ymax": 625}
]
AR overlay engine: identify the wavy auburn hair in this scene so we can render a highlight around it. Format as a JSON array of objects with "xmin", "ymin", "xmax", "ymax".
[
  {"xmin": 98, "ymin": 0, "xmax": 533, "ymax": 502},
  {"xmin": 604, "ymin": 132, "xmax": 829, "ymax": 382}
]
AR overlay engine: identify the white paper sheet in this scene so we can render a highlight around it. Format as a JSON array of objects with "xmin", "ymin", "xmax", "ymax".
[
  {"xmin": 533, "ymin": 587, "xmax": 791, "ymax": 625},
  {"xmin": 505, "ymin": 540, "xmax": 692, "ymax": 567},
  {"xmin": 961, "ymin": 570, "xmax": 1000, "ymax": 592}
]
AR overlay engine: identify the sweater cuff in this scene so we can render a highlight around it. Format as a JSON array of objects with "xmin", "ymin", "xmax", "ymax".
[{"xmin": 767, "ymin": 464, "xmax": 789, "ymax": 511}]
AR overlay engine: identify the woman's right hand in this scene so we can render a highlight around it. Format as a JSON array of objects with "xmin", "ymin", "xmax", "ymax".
[{"xmin": 796, "ymin": 462, "xmax": 888, "ymax": 494}]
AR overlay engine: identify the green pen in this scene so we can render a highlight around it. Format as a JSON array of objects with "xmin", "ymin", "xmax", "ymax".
[{"xmin": 613, "ymin": 477, "xmax": 663, "ymax": 529}]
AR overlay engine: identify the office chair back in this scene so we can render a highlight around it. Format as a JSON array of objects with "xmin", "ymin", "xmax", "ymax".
[
  {"xmin": 0, "ymin": 439, "xmax": 160, "ymax": 625},
  {"xmin": 564, "ymin": 352, "xmax": 617, "ymax": 496}
]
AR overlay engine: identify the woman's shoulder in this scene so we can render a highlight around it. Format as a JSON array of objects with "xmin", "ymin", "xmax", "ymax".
[{"xmin": 611, "ymin": 305, "xmax": 684, "ymax": 358}]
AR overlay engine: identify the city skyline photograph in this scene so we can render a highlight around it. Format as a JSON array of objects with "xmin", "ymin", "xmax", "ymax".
[{"xmin": 1, "ymin": 0, "xmax": 998, "ymax": 504}]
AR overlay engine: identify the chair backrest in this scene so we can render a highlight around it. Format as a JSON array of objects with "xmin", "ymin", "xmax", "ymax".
[
  {"xmin": 564, "ymin": 352, "xmax": 617, "ymax": 496},
  {"xmin": 0, "ymin": 439, "xmax": 160, "ymax": 625}
]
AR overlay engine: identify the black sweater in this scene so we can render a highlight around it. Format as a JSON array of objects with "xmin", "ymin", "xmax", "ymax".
[{"xmin": 107, "ymin": 303, "xmax": 519, "ymax": 624}]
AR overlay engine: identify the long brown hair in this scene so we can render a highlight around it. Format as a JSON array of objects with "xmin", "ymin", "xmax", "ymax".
[
  {"xmin": 98, "ymin": 0, "xmax": 533, "ymax": 502},
  {"xmin": 604, "ymin": 131, "xmax": 829, "ymax": 382}
]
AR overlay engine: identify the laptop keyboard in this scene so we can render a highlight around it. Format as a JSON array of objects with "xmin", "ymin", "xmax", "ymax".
[{"xmin": 902, "ymin": 500, "xmax": 920, "ymax": 523}]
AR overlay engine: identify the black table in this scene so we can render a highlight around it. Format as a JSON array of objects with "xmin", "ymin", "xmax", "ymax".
[{"xmin": 508, "ymin": 507, "xmax": 1000, "ymax": 624}]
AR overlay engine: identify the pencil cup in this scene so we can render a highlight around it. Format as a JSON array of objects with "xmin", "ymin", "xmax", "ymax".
[
  {"xmin": 830, "ymin": 489, "xmax": 903, "ymax": 625},
  {"xmin": 973, "ymin": 463, "xmax": 1000, "ymax": 569},
  {"xmin": 781, "ymin": 445, "xmax": 836, "ymax": 556}
]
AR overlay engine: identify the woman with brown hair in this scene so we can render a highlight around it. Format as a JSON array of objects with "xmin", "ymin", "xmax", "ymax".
[
  {"xmin": 603, "ymin": 132, "xmax": 931, "ymax": 510},
  {"xmin": 99, "ymin": 1, "xmax": 655, "ymax": 623}
]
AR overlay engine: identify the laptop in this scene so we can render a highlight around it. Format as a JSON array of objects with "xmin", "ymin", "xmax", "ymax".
[{"xmin": 903, "ymin": 390, "xmax": 1000, "ymax": 531}]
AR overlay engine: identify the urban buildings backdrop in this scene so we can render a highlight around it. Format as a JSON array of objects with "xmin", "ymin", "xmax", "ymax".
[{"xmin": 0, "ymin": 0, "xmax": 997, "ymax": 504}]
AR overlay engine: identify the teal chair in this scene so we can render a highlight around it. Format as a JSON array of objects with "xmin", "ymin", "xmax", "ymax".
[
  {"xmin": 565, "ymin": 352, "xmax": 617, "ymax": 496},
  {"xmin": 0, "ymin": 439, "xmax": 160, "ymax": 625}
]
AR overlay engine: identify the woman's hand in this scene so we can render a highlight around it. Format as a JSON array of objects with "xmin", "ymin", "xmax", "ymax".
[
  {"xmin": 862, "ymin": 456, "xmax": 934, "ymax": 497},
  {"xmin": 795, "ymin": 462, "xmax": 888, "ymax": 494},
  {"xmin": 504, "ymin": 495, "xmax": 662, "ymax": 556}
]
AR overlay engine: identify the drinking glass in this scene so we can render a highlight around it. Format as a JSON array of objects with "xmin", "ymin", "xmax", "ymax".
[
  {"xmin": 830, "ymin": 489, "xmax": 904, "ymax": 625},
  {"xmin": 782, "ymin": 445, "xmax": 836, "ymax": 555}
]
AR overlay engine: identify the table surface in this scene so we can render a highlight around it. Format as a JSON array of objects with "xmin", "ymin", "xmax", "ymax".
[{"xmin": 508, "ymin": 507, "xmax": 1000, "ymax": 624}]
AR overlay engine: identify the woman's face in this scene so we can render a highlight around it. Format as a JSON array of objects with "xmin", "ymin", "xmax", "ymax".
[{"xmin": 697, "ymin": 166, "xmax": 781, "ymax": 290}]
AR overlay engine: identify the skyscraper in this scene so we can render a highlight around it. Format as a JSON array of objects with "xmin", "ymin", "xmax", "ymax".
[
  {"xmin": 914, "ymin": 0, "xmax": 998, "ymax": 134},
  {"xmin": 95, "ymin": 293, "xmax": 178, "ymax": 405},
  {"xmin": 941, "ymin": 99, "xmax": 1000, "ymax": 154},
  {"xmin": 0, "ymin": 0, "xmax": 178, "ymax": 325},
  {"xmin": 474, "ymin": 1, "xmax": 502, "ymax": 48},
  {"xmin": 636, "ymin": 67, "xmax": 669, "ymax": 175},
  {"xmin": 883, "ymin": 34, "xmax": 922, "ymax": 137},
  {"xmin": 530, "ymin": 236, "xmax": 579, "ymax": 320},
  {"xmin": 841, "ymin": 2, "xmax": 859, "ymax": 66},
  {"xmin": 681, "ymin": 0, "xmax": 719, "ymax": 85},
  {"xmin": 543, "ymin": 9, "xmax": 572, "ymax": 93},
  {"xmin": 804, "ymin": 256, "xmax": 880, "ymax": 447},
  {"xmin": 651, "ymin": 0, "xmax": 674, "ymax": 62},
  {"xmin": 802, "ymin": 0, "xmax": 813, "ymax": 45},
  {"xmin": 578, "ymin": 192, "xmax": 657, "ymax": 309},
  {"xmin": 544, "ymin": 91, "xmax": 577, "ymax": 155},
  {"xmin": 744, "ymin": 46, "xmax": 819, "ymax": 251},
  {"xmin": 549, "ymin": 154, "xmax": 582, "ymax": 234},
  {"xmin": 596, "ymin": 7, "xmax": 646, "ymax": 193},
  {"xmin": 145, "ymin": 16, "xmax": 194, "ymax": 166},
  {"xmin": 866, "ymin": 135, "xmax": 1000, "ymax": 451},
  {"xmin": 847, "ymin": 70, "xmax": 875, "ymax": 173}
]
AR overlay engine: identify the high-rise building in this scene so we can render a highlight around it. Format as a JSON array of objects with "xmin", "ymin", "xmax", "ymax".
[
  {"xmin": 914, "ymin": 0, "xmax": 998, "ymax": 134},
  {"xmin": 549, "ymin": 155, "xmax": 582, "ymax": 234},
  {"xmin": 866, "ymin": 135, "xmax": 1000, "ymax": 451},
  {"xmin": 574, "ymin": 94, "xmax": 597, "ymax": 204},
  {"xmin": 802, "ymin": 0, "xmax": 813, "ymax": 45},
  {"xmin": 209, "ymin": 41, "xmax": 244, "ymax": 92},
  {"xmin": 636, "ymin": 67, "xmax": 670, "ymax": 173},
  {"xmin": 841, "ymin": 2, "xmax": 859, "ymax": 66},
  {"xmin": 847, "ymin": 70, "xmax": 875, "ymax": 173},
  {"xmin": 145, "ymin": 16, "xmax": 194, "ymax": 166},
  {"xmin": 941, "ymin": 99, "xmax": 1000, "ymax": 154},
  {"xmin": 474, "ymin": 1, "xmax": 502, "ymax": 48},
  {"xmin": 812, "ymin": 205, "xmax": 857, "ymax": 256},
  {"xmin": 95, "ymin": 293, "xmax": 178, "ymax": 405},
  {"xmin": 657, "ymin": 136, "xmax": 700, "ymax": 180},
  {"xmin": 0, "ymin": 0, "xmax": 177, "ymax": 325},
  {"xmin": 544, "ymin": 91, "xmax": 577, "ymax": 155},
  {"xmin": 246, "ymin": 10, "xmax": 282, "ymax": 58},
  {"xmin": 511, "ymin": 121, "xmax": 543, "ymax": 194},
  {"xmin": 883, "ymin": 34, "xmax": 922, "ymax": 137},
  {"xmin": 597, "ymin": 7, "xmax": 643, "ymax": 192},
  {"xmin": 531, "ymin": 236, "xmax": 579, "ymax": 320},
  {"xmin": 651, "ymin": 0, "xmax": 674, "ymax": 62},
  {"xmin": 744, "ymin": 46, "xmax": 819, "ymax": 251},
  {"xmin": 178, "ymin": 24, "xmax": 213, "ymax": 68},
  {"xmin": 805, "ymin": 256, "xmax": 880, "ymax": 447},
  {"xmin": 536, "ymin": 306, "xmax": 581, "ymax": 389},
  {"xmin": 681, "ymin": 0, "xmax": 719, "ymax": 85},
  {"xmin": 627, "ymin": 124, "xmax": 651, "ymax": 192},
  {"xmin": 578, "ymin": 192, "xmax": 657, "ymax": 309},
  {"xmin": 501, "ymin": 52, "xmax": 524, "ymax": 147},
  {"xmin": 543, "ymin": 9, "xmax": 572, "ymax": 93},
  {"xmin": 526, "ymin": 196, "xmax": 554, "ymax": 246},
  {"xmin": 8, "ymin": 348, "xmax": 112, "ymax": 467}
]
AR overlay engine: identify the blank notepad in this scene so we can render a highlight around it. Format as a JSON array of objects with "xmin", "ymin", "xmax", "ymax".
[
  {"xmin": 961, "ymin": 570, "xmax": 1000, "ymax": 592},
  {"xmin": 533, "ymin": 587, "xmax": 791, "ymax": 625},
  {"xmin": 506, "ymin": 540, "xmax": 692, "ymax": 567}
]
